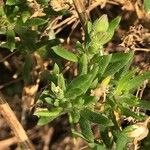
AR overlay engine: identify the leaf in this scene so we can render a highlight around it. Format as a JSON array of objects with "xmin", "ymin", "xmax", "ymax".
[
  {"xmin": 6, "ymin": 0, "xmax": 20, "ymax": 5},
  {"xmin": 114, "ymin": 70, "xmax": 136, "ymax": 95},
  {"xmin": 53, "ymin": 63, "xmax": 60, "ymax": 74},
  {"xmin": 137, "ymin": 100, "xmax": 150, "ymax": 110},
  {"xmin": 108, "ymin": 16, "xmax": 121, "ymax": 32},
  {"xmin": 14, "ymin": 25, "xmax": 37, "ymax": 50},
  {"xmin": 36, "ymin": 0, "xmax": 49, "ymax": 4},
  {"xmin": 25, "ymin": 18, "xmax": 47, "ymax": 26},
  {"xmin": 86, "ymin": 21, "xmax": 93, "ymax": 35},
  {"xmin": 124, "ymin": 71, "xmax": 150, "ymax": 92},
  {"xmin": 111, "ymin": 52, "xmax": 133, "ymax": 63},
  {"xmin": 103, "ymin": 52, "xmax": 133, "ymax": 77},
  {"xmin": 144, "ymin": 0, "xmax": 150, "ymax": 13},
  {"xmin": 88, "ymin": 65, "xmax": 99, "ymax": 81},
  {"xmin": 75, "ymin": 41, "xmax": 85, "ymax": 53},
  {"xmin": 67, "ymin": 74, "xmax": 91, "ymax": 90},
  {"xmin": 103, "ymin": 61, "xmax": 127, "ymax": 77},
  {"xmin": 65, "ymin": 88, "xmax": 83, "ymax": 99},
  {"xmin": 69, "ymin": 110, "xmax": 80, "ymax": 123},
  {"xmin": 120, "ymin": 107, "xmax": 144, "ymax": 120},
  {"xmin": 100, "ymin": 126, "xmax": 112, "ymax": 147},
  {"xmin": 89, "ymin": 32, "xmax": 113, "ymax": 54},
  {"xmin": 119, "ymin": 94, "xmax": 139, "ymax": 106},
  {"xmin": 116, "ymin": 132, "xmax": 129, "ymax": 150},
  {"xmin": 37, "ymin": 117, "xmax": 52, "ymax": 126},
  {"xmin": 97, "ymin": 54, "xmax": 112, "ymax": 76},
  {"xmin": 93, "ymin": 144, "xmax": 107, "ymax": 150},
  {"xmin": 57, "ymin": 73, "xmax": 66, "ymax": 91},
  {"xmin": 79, "ymin": 53, "xmax": 88, "ymax": 75},
  {"xmin": 52, "ymin": 46, "xmax": 78, "ymax": 62},
  {"xmin": 35, "ymin": 107, "xmax": 62, "ymax": 125},
  {"xmin": 79, "ymin": 116, "xmax": 94, "ymax": 143},
  {"xmin": 65, "ymin": 66, "xmax": 98, "ymax": 97},
  {"xmin": 6, "ymin": 29, "xmax": 15, "ymax": 52},
  {"xmin": 21, "ymin": 10, "xmax": 30, "ymax": 23},
  {"xmin": 34, "ymin": 108, "xmax": 62, "ymax": 117},
  {"xmin": 92, "ymin": 14, "xmax": 109, "ymax": 34},
  {"xmin": 81, "ymin": 109, "xmax": 113, "ymax": 126}
]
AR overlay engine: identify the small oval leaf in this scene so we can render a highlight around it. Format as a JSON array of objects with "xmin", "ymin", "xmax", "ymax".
[{"xmin": 53, "ymin": 46, "xmax": 78, "ymax": 62}]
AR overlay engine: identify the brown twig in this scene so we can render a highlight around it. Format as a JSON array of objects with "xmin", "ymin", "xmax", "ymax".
[
  {"xmin": 134, "ymin": 48, "xmax": 150, "ymax": 52},
  {"xmin": 42, "ymin": 127, "xmax": 54, "ymax": 150},
  {"xmin": 0, "ymin": 92, "xmax": 35, "ymax": 150},
  {"xmin": 72, "ymin": 0, "xmax": 88, "ymax": 32},
  {"xmin": 0, "ymin": 137, "xmax": 17, "ymax": 149}
]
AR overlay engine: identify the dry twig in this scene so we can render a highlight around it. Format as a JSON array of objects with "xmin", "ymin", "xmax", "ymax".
[{"xmin": 0, "ymin": 92, "xmax": 35, "ymax": 150}]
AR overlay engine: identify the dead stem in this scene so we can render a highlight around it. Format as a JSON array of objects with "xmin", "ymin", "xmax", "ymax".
[
  {"xmin": 73, "ymin": 0, "xmax": 88, "ymax": 32},
  {"xmin": 0, "ymin": 92, "xmax": 35, "ymax": 150},
  {"xmin": 0, "ymin": 136, "xmax": 17, "ymax": 149}
]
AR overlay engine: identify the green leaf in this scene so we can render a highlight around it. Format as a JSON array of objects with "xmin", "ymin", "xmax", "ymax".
[
  {"xmin": 79, "ymin": 116, "xmax": 94, "ymax": 143},
  {"xmin": 6, "ymin": 0, "xmax": 20, "ymax": 5},
  {"xmin": 51, "ymin": 82, "xmax": 57, "ymax": 93},
  {"xmin": 69, "ymin": 110, "xmax": 80, "ymax": 123},
  {"xmin": 75, "ymin": 41, "xmax": 84, "ymax": 53},
  {"xmin": 88, "ymin": 64, "xmax": 99, "ymax": 81},
  {"xmin": 66, "ymin": 74, "xmax": 92, "ymax": 94},
  {"xmin": 97, "ymin": 54, "xmax": 112, "ymax": 76},
  {"xmin": 0, "ymin": 6, "xmax": 5, "ymax": 16},
  {"xmin": 53, "ymin": 63, "xmax": 60, "ymax": 74},
  {"xmin": 36, "ymin": 0, "xmax": 49, "ymax": 4},
  {"xmin": 92, "ymin": 14, "xmax": 109, "ymax": 34},
  {"xmin": 120, "ymin": 107, "xmax": 144, "ymax": 120},
  {"xmin": 116, "ymin": 132, "xmax": 129, "ymax": 150},
  {"xmin": 35, "ymin": 107, "xmax": 62, "ymax": 125},
  {"xmin": 100, "ymin": 126, "xmax": 113, "ymax": 148},
  {"xmin": 52, "ymin": 46, "xmax": 78, "ymax": 62},
  {"xmin": 79, "ymin": 53, "xmax": 88, "ymax": 75},
  {"xmin": 25, "ymin": 18, "xmax": 47, "ymax": 26},
  {"xmin": 137, "ymin": 100, "xmax": 150, "ymax": 110},
  {"xmin": 6, "ymin": 29, "xmax": 15, "ymax": 52},
  {"xmin": 86, "ymin": 21, "xmax": 93, "ymax": 35},
  {"xmin": 123, "ymin": 71, "xmax": 150, "ymax": 92},
  {"xmin": 111, "ymin": 52, "xmax": 133, "ymax": 63},
  {"xmin": 93, "ymin": 144, "xmax": 107, "ymax": 150},
  {"xmin": 103, "ymin": 52, "xmax": 133, "ymax": 77},
  {"xmin": 119, "ymin": 94, "xmax": 139, "ymax": 106},
  {"xmin": 34, "ymin": 108, "xmax": 62, "ymax": 117},
  {"xmin": 103, "ymin": 61, "xmax": 127, "ymax": 77},
  {"xmin": 21, "ymin": 10, "xmax": 30, "ymax": 23},
  {"xmin": 37, "ymin": 117, "xmax": 52, "ymax": 126},
  {"xmin": 108, "ymin": 16, "xmax": 121, "ymax": 32},
  {"xmin": 65, "ymin": 88, "xmax": 83, "ymax": 99},
  {"xmin": 89, "ymin": 32, "xmax": 113, "ymax": 54},
  {"xmin": 14, "ymin": 25, "xmax": 37, "ymax": 50},
  {"xmin": 81, "ymin": 109, "xmax": 113, "ymax": 126},
  {"xmin": 22, "ymin": 54, "xmax": 33, "ymax": 82},
  {"xmin": 114, "ymin": 70, "xmax": 136, "ymax": 95},
  {"xmin": 57, "ymin": 73, "xmax": 66, "ymax": 91},
  {"xmin": 66, "ymin": 65, "xmax": 98, "ymax": 98},
  {"xmin": 144, "ymin": 0, "xmax": 150, "ymax": 13}
]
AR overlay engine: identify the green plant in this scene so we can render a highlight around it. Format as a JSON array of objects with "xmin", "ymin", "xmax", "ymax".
[
  {"xmin": 33, "ymin": 15, "xmax": 150, "ymax": 149},
  {"xmin": 0, "ymin": 0, "xmax": 64, "ymax": 81},
  {"xmin": 1, "ymin": 1, "xmax": 150, "ymax": 149}
]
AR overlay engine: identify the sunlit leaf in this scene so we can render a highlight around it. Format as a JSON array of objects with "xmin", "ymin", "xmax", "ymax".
[
  {"xmin": 81, "ymin": 109, "xmax": 113, "ymax": 126},
  {"xmin": 79, "ymin": 116, "xmax": 94, "ymax": 143},
  {"xmin": 53, "ymin": 46, "xmax": 78, "ymax": 62}
]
